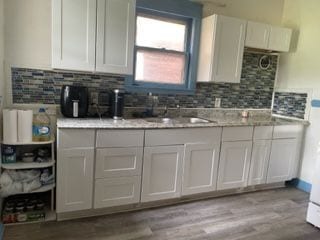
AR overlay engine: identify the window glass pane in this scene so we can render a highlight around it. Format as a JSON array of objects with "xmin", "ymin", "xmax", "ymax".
[
  {"xmin": 135, "ymin": 49, "xmax": 185, "ymax": 84},
  {"xmin": 136, "ymin": 15, "xmax": 187, "ymax": 52}
]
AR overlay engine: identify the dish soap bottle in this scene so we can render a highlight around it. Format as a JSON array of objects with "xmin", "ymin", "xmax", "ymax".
[{"xmin": 32, "ymin": 108, "xmax": 51, "ymax": 142}]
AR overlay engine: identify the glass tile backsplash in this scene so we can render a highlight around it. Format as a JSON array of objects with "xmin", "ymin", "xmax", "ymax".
[{"xmin": 12, "ymin": 52, "xmax": 278, "ymax": 109}]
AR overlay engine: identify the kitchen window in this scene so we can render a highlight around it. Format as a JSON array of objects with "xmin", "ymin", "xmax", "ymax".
[
  {"xmin": 125, "ymin": 7, "xmax": 201, "ymax": 94},
  {"xmin": 135, "ymin": 14, "xmax": 189, "ymax": 85}
]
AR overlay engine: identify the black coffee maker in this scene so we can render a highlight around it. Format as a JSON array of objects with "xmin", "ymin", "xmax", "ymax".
[
  {"xmin": 60, "ymin": 85, "xmax": 89, "ymax": 118},
  {"xmin": 110, "ymin": 89, "xmax": 125, "ymax": 120}
]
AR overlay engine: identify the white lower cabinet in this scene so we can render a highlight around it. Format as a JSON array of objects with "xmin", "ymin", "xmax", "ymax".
[
  {"xmin": 248, "ymin": 140, "xmax": 271, "ymax": 186},
  {"xmin": 217, "ymin": 141, "xmax": 252, "ymax": 190},
  {"xmin": 56, "ymin": 125, "xmax": 304, "ymax": 219},
  {"xmin": 57, "ymin": 148, "xmax": 94, "ymax": 213},
  {"xmin": 94, "ymin": 176, "xmax": 141, "ymax": 208},
  {"xmin": 182, "ymin": 143, "xmax": 220, "ymax": 196},
  {"xmin": 141, "ymin": 146, "xmax": 184, "ymax": 202},
  {"xmin": 267, "ymin": 139, "xmax": 297, "ymax": 183}
]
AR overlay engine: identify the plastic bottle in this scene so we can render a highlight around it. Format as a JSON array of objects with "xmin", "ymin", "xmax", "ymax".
[
  {"xmin": 145, "ymin": 92, "xmax": 154, "ymax": 117},
  {"xmin": 145, "ymin": 93, "xmax": 158, "ymax": 117},
  {"xmin": 32, "ymin": 108, "xmax": 51, "ymax": 142}
]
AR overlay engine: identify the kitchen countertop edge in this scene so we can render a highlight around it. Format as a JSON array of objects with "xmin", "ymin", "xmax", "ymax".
[{"xmin": 57, "ymin": 117, "xmax": 309, "ymax": 129}]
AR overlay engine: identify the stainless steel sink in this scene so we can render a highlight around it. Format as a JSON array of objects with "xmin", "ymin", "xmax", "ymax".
[
  {"xmin": 145, "ymin": 118, "xmax": 175, "ymax": 124},
  {"xmin": 144, "ymin": 117, "xmax": 212, "ymax": 124},
  {"xmin": 187, "ymin": 118, "xmax": 211, "ymax": 123}
]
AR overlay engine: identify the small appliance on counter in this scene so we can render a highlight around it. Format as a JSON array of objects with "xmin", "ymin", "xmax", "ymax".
[
  {"xmin": 60, "ymin": 85, "xmax": 89, "ymax": 118},
  {"xmin": 110, "ymin": 89, "xmax": 125, "ymax": 120}
]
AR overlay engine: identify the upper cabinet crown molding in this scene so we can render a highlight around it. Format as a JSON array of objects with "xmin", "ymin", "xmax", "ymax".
[
  {"xmin": 197, "ymin": 15, "xmax": 247, "ymax": 84},
  {"xmin": 245, "ymin": 20, "xmax": 292, "ymax": 52},
  {"xmin": 52, "ymin": 0, "xmax": 136, "ymax": 75}
]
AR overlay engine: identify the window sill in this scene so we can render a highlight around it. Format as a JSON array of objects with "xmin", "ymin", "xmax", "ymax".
[{"xmin": 125, "ymin": 85, "xmax": 195, "ymax": 95}]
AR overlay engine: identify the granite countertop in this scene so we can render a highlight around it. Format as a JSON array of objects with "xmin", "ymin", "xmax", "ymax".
[{"xmin": 57, "ymin": 115, "xmax": 309, "ymax": 129}]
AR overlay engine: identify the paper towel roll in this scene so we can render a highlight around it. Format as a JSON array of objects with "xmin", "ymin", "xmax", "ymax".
[
  {"xmin": 18, "ymin": 110, "xmax": 33, "ymax": 143},
  {"xmin": 3, "ymin": 109, "xmax": 18, "ymax": 143}
]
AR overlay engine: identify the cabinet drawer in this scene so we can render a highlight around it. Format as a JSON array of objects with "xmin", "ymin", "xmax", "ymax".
[
  {"xmin": 145, "ymin": 128, "xmax": 222, "ymax": 146},
  {"xmin": 96, "ymin": 130, "xmax": 144, "ymax": 148},
  {"xmin": 58, "ymin": 129, "xmax": 95, "ymax": 149},
  {"xmin": 273, "ymin": 125, "xmax": 303, "ymax": 139},
  {"xmin": 95, "ymin": 147, "xmax": 143, "ymax": 178},
  {"xmin": 253, "ymin": 126, "xmax": 273, "ymax": 140},
  {"xmin": 94, "ymin": 176, "xmax": 141, "ymax": 209},
  {"xmin": 222, "ymin": 127, "xmax": 253, "ymax": 141}
]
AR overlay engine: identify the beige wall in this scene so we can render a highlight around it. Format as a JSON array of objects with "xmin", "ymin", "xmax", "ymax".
[
  {"xmin": 4, "ymin": 0, "xmax": 51, "ymax": 69},
  {"xmin": 277, "ymin": 0, "xmax": 320, "ymax": 183},
  {"xmin": 278, "ymin": 0, "xmax": 320, "ymax": 89},
  {"xmin": 198, "ymin": 0, "xmax": 284, "ymax": 25}
]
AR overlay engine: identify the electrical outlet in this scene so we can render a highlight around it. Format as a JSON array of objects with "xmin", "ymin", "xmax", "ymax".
[
  {"xmin": 90, "ymin": 92, "xmax": 99, "ymax": 105},
  {"xmin": 215, "ymin": 98, "xmax": 221, "ymax": 108}
]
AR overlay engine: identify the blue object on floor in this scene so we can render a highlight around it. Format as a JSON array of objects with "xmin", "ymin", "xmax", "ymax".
[
  {"xmin": 287, "ymin": 178, "xmax": 312, "ymax": 193},
  {"xmin": 311, "ymin": 99, "xmax": 320, "ymax": 108},
  {"xmin": 0, "ymin": 224, "xmax": 3, "ymax": 240}
]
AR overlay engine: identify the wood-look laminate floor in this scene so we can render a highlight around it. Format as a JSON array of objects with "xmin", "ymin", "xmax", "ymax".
[{"xmin": 4, "ymin": 187, "xmax": 320, "ymax": 240}]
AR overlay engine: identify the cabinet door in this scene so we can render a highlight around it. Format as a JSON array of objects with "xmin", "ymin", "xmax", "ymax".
[
  {"xmin": 217, "ymin": 141, "xmax": 252, "ymax": 190},
  {"xmin": 57, "ymin": 148, "xmax": 94, "ymax": 213},
  {"xmin": 52, "ymin": 0, "xmax": 96, "ymax": 71},
  {"xmin": 94, "ymin": 176, "xmax": 141, "ymax": 208},
  {"xmin": 96, "ymin": 0, "xmax": 135, "ymax": 74},
  {"xmin": 212, "ymin": 15, "xmax": 246, "ymax": 83},
  {"xmin": 141, "ymin": 146, "xmax": 184, "ymax": 202},
  {"xmin": 267, "ymin": 139, "xmax": 297, "ymax": 183},
  {"xmin": 182, "ymin": 143, "xmax": 220, "ymax": 196},
  {"xmin": 245, "ymin": 21, "xmax": 270, "ymax": 49},
  {"xmin": 268, "ymin": 26, "xmax": 292, "ymax": 52},
  {"xmin": 248, "ymin": 140, "xmax": 271, "ymax": 186}
]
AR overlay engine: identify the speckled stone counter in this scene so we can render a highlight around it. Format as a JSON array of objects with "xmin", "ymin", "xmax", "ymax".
[{"xmin": 57, "ymin": 115, "xmax": 309, "ymax": 129}]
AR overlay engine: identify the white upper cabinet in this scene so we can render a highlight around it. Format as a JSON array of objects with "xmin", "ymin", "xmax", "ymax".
[
  {"xmin": 52, "ymin": 0, "xmax": 135, "ymax": 74},
  {"xmin": 96, "ymin": 0, "xmax": 135, "ymax": 74},
  {"xmin": 245, "ymin": 21, "xmax": 270, "ymax": 49},
  {"xmin": 197, "ymin": 15, "xmax": 246, "ymax": 83},
  {"xmin": 52, "ymin": 0, "xmax": 97, "ymax": 71},
  {"xmin": 245, "ymin": 21, "xmax": 292, "ymax": 52},
  {"xmin": 268, "ymin": 26, "xmax": 292, "ymax": 52}
]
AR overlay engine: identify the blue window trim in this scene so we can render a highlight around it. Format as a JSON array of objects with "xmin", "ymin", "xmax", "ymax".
[{"xmin": 125, "ymin": 0, "xmax": 202, "ymax": 95}]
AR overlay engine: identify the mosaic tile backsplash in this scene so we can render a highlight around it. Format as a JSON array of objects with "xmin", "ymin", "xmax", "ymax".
[
  {"xmin": 272, "ymin": 92, "xmax": 308, "ymax": 119},
  {"xmin": 12, "ymin": 52, "xmax": 278, "ymax": 109}
]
